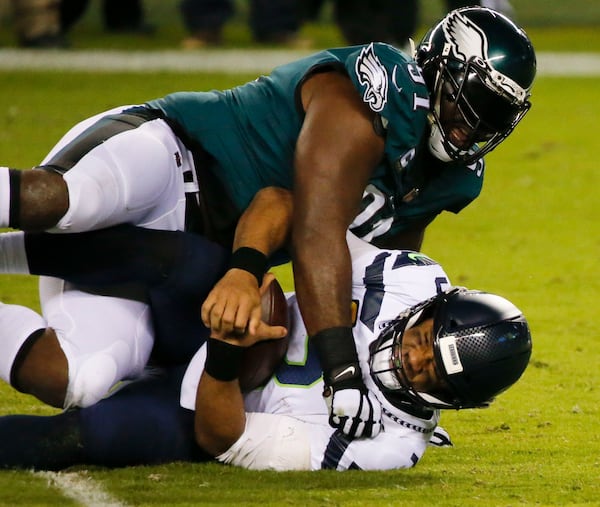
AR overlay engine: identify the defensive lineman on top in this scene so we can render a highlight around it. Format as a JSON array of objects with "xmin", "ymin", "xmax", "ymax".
[{"xmin": 0, "ymin": 8, "xmax": 535, "ymax": 439}]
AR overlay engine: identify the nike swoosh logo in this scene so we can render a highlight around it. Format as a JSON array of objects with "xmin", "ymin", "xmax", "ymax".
[
  {"xmin": 391, "ymin": 65, "xmax": 403, "ymax": 94},
  {"xmin": 334, "ymin": 365, "xmax": 356, "ymax": 381}
]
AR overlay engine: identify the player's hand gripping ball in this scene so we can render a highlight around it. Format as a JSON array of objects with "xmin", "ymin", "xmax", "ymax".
[{"xmin": 239, "ymin": 278, "xmax": 289, "ymax": 392}]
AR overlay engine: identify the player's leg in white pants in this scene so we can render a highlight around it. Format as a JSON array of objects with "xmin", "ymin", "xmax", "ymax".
[
  {"xmin": 0, "ymin": 280, "xmax": 154, "ymax": 409},
  {"xmin": 0, "ymin": 106, "xmax": 193, "ymax": 407},
  {"xmin": 42, "ymin": 106, "xmax": 190, "ymax": 232},
  {"xmin": 39, "ymin": 277, "xmax": 155, "ymax": 408},
  {"xmin": 43, "ymin": 108, "xmax": 190, "ymax": 405}
]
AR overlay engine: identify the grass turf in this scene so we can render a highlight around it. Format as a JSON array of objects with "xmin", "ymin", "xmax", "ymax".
[{"xmin": 0, "ymin": 17, "xmax": 599, "ymax": 506}]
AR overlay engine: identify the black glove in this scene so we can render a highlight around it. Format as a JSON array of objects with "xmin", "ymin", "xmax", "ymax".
[{"xmin": 313, "ymin": 327, "xmax": 382, "ymax": 438}]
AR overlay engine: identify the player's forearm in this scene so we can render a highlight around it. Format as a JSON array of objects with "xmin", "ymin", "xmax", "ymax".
[
  {"xmin": 233, "ymin": 187, "xmax": 292, "ymax": 256},
  {"xmin": 290, "ymin": 178, "xmax": 355, "ymax": 334},
  {"xmin": 195, "ymin": 367, "xmax": 246, "ymax": 456},
  {"xmin": 371, "ymin": 221, "xmax": 428, "ymax": 252},
  {"xmin": 195, "ymin": 373, "xmax": 246, "ymax": 456},
  {"xmin": 292, "ymin": 231, "xmax": 353, "ymax": 335},
  {"xmin": 201, "ymin": 188, "xmax": 292, "ymax": 334}
]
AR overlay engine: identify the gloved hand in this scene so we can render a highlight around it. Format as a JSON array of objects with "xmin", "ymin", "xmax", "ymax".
[
  {"xmin": 323, "ymin": 366, "xmax": 383, "ymax": 438},
  {"xmin": 313, "ymin": 327, "xmax": 383, "ymax": 439}
]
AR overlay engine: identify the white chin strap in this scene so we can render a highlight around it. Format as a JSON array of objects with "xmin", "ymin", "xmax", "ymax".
[
  {"xmin": 428, "ymin": 119, "xmax": 478, "ymax": 163},
  {"xmin": 428, "ymin": 122, "xmax": 453, "ymax": 162},
  {"xmin": 416, "ymin": 391, "xmax": 454, "ymax": 408},
  {"xmin": 427, "ymin": 80, "xmax": 454, "ymax": 162}
]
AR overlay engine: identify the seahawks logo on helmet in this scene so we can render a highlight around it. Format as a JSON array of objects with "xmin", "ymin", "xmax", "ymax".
[{"xmin": 355, "ymin": 43, "xmax": 388, "ymax": 112}]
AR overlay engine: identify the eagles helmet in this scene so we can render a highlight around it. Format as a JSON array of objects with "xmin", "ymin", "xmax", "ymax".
[
  {"xmin": 415, "ymin": 7, "xmax": 536, "ymax": 163},
  {"xmin": 369, "ymin": 288, "xmax": 532, "ymax": 409}
]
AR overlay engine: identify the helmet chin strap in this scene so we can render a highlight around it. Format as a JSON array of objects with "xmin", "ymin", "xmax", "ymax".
[
  {"xmin": 427, "ymin": 70, "xmax": 455, "ymax": 162},
  {"xmin": 427, "ymin": 93, "xmax": 477, "ymax": 163},
  {"xmin": 408, "ymin": 38, "xmax": 417, "ymax": 59},
  {"xmin": 427, "ymin": 66, "xmax": 480, "ymax": 163},
  {"xmin": 427, "ymin": 122, "xmax": 453, "ymax": 162}
]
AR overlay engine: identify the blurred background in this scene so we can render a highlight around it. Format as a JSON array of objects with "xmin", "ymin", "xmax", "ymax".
[{"xmin": 0, "ymin": 0, "xmax": 598, "ymax": 51}]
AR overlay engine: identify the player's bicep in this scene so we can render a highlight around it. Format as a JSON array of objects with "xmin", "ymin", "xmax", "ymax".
[{"xmin": 295, "ymin": 72, "xmax": 384, "ymax": 227}]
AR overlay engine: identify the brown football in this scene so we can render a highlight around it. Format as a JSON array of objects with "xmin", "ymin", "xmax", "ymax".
[{"xmin": 239, "ymin": 278, "xmax": 290, "ymax": 392}]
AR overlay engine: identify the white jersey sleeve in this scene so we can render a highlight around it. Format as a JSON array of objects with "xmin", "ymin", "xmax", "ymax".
[
  {"xmin": 315, "ymin": 416, "xmax": 435, "ymax": 470},
  {"xmin": 216, "ymin": 408, "xmax": 439, "ymax": 471},
  {"xmin": 216, "ymin": 412, "xmax": 312, "ymax": 470}
]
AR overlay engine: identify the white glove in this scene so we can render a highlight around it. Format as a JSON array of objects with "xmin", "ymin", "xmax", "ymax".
[
  {"xmin": 324, "ymin": 384, "xmax": 383, "ymax": 438},
  {"xmin": 312, "ymin": 328, "xmax": 383, "ymax": 439}
]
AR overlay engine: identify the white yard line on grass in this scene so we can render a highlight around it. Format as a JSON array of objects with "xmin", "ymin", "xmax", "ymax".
[
  {"xmin": 34, "ymin": 471, "xmax": 128, "ymax": 507},
  {"xmin": 0, "ymin": 49, "xmax": 598, "ymax": 75},
  {"xmin": 0, "ymin": 48, "xmax": 310, "ymax": 74}
]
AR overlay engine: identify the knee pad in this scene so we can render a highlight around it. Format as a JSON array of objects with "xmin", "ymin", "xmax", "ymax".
[
  {"xmin": 54, "ymin": 121, "xmax": 185, "ymax": 232},
  {"xmin": 56, "ymin": 155, "xmax": 121, "ymax": 232},
  {"xmin": 63, "ymin": 341, "xmax": 134, "ymax": 409},
  {"xmin": 41, "ymin": 281, "xmax": 154, "ymax": 409}
]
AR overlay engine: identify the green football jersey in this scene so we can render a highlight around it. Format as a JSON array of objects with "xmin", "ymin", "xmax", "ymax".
[{"xmin": 146, "ymin": 43, "xmax": 483, "ymax": 244}]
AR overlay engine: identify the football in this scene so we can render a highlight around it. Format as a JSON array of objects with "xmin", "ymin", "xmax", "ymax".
[{"xmin": 239, "ymin": 278, "xmax": 290, "ymax": 392}]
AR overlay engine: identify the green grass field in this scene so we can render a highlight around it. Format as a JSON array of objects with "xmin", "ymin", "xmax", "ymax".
[{"xmin": 0, "ymin": 5, "xmax": 599, "ymax": 505}]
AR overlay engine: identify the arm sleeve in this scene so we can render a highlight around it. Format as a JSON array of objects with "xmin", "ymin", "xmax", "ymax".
[{"xmin": 216, "ymin": 412, "xmax": 311, "ymax": 471}]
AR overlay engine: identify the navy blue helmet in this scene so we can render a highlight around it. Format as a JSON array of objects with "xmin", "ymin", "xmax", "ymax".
[{"xmin": 369, "ymin": 287, "xmax": 532, "ymax": 409}]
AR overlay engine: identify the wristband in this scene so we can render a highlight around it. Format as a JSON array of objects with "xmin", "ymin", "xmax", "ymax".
[
  {"xmin": 204, "ymin": 338, "xmax": 245, "ymax": 382},
  {"xmin": 229, "ymin": 247, "xmax": 268, "ymax": 284},
  {"xmin": 311, "ymin": 327, "xmax": 362, "ymax": 387},
  {"xmin": 7, "ymin": 169, "xmax": 21, "ymax": 229}
]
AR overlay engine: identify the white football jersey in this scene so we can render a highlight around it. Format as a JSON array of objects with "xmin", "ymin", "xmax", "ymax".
[{"xmin": 180, "ymin": 233, "xmax": 452, "ymax": 470}]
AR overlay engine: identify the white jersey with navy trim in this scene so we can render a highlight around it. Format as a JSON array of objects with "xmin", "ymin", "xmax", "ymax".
[{"xmin": 180, "ymin": 233, "xmax": 452, "ymax": 470}]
